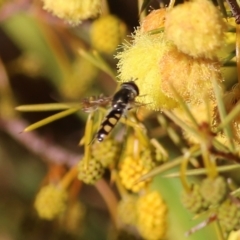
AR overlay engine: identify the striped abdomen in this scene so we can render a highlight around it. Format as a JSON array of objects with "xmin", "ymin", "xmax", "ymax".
[{"xmin": 96, "ymin": 109, "xmax": 123, "ymax": 142}]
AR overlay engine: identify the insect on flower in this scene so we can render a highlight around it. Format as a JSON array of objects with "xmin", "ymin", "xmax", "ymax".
[
  {"xmin": 16, "ymin": 81, "xmax": 140, "ymax": 142},
  {"xmin": 96, "ymin": 81, "xmax": 139, "ymax": 142}
]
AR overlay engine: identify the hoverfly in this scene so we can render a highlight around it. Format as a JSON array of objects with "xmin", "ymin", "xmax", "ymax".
[
  {"xmin": 96, "ymin": 81, "xmax": 139, "ymax": 142},
  {"xmin": 16, "ymin": 81, "xmax": 140, "ymax": 143}
]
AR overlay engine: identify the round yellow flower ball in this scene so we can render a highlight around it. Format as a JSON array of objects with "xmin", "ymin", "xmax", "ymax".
[
  {"xmin": 165, "ymin": 0, "xmax": 226, "ymax": 59},
  {"xmin": 116, "ymin": 31, "xmax": 178, "ymax": 110},
  {"xmin": 42, "ymin": 0, "xmax": 101, "ymax": 25},
  {"xmin": 91, "ymin": 14, "xmax": 127, "ymax": 54},
  {"xmin": 137, "ymin": 191, "xmax": 168, "ymax": 240},
  {"xmin": 159, "ymin": 46, "xmax": 223, "ymax": 104},
  {"xmin": 34, "ymin": 184, "xmax": 68, "ymax": 220}
]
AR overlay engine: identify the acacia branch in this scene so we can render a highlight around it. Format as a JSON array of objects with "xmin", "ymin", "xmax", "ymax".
[{"xmin": 0, "ymin": 117, "xmax": 81, "ymax": 166}]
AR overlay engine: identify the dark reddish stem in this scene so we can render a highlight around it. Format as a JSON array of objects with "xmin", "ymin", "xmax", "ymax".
[{"xmin": 226, "ymin": 0, "xmax": 240, "ymax": 24}]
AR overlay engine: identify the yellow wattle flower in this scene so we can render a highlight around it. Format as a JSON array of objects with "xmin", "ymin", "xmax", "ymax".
[
  {"xmin": 116, "ymin": 28, "xmax": 222, "ymax": 110},
  {"xmin": 90, "ymin": 14, "xmax": 127, "ymax": 54},
  {"xmin": 165, "ymin": 0, "xmax": 226, "ymax": 59},
  {"xmin": 137, "ymin": 191, "xmax": 168, "ymax": 240},
  {"xmin": 34, "ymin": 184, "xmax": 68, "ymax": 220},
  {"xmin": 42, "ymin": 0, "xmax": 101, "ymax": 25},
  {"xmin": 116, "ymin": 31, "xmax": 178, "ymax": 111},
  {"xmin": 159, "ymin": 47, "xmax": 223, "ymax": 104}
]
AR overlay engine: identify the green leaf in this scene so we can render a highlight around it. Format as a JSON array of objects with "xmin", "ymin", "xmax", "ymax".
[
  {"xmin": 16, "ymin": 103, "xmax": 81, "ymax": 112},
  {"xmin": 24, "ymin": 108, "xmax": 80, "ymax": 132},
  {"xmin": 164, "ymin": 164, "xmax": 240, "ymax": 178},
  {"xmin": 79, "ymin": 49, "xmax": 116, "ymax": 79},
  {"xmin": 217, "ymin": 103, "xmax": 240, "ymax": 132}
]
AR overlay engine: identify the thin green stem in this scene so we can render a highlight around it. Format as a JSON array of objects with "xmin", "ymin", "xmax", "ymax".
[
  {"xmin": 216, "ymin": 0, "xmax": 228, "ymax": 18},
  {"xmin": 78, "ymin": 49, "xmax": 116, "ymax": 79},
  {"xmin": 83, "ymin": 112, "xmax": 94, "ymax": 168},
  {"xmin": 170, "ymin": 85, "xmax": 199, "ymax": 129},
  {"xmin": 217, "ymin": 103, "xmax": 240, "ymax": 132},
  {"xmin": 157, "ymin": 114, "xmax": 185, "ymax": 149},
  {"xmin": 201, "ymin": 143, "xmax": 217, "ymax": 179},
  {"xmin": 164, "ymin": 164, "xmax": 240, "ymax": 178},
  {"xmin": 214, "ymin": 220, "xmax": 226, "ymax": 240},
  {"xmin": 163, "ymin": 110, "xmax": 201, "ymax": 141},
  {"xmin": 212, "ymin": 78, "xmax": 235, "ymax": 151},
  {"xmin": 137, "ymin": 146, "xmax": 201, "ymax": 182},
  {"xmin": 16, "ymin": 103, "xmax": 81, "ymax": 112},
  {"xmin": 180, "ymin": 152, "xmax": 191, "ymax": 193},
  {"xmin": 24, "ymin": 108, "xmax": 80, "ymax": 132}
]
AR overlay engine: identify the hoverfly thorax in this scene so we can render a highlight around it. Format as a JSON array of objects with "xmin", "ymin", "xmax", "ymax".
[{"xmin": 112, "ymin": 81, "xmax": 139, "ymax": 111}]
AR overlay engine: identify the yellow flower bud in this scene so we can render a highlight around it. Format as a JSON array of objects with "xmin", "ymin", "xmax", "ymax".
[
  {"xmin": 90, "ymin": 14, "xmax": 127, "ymax": 54},
  {"xmin": 137, "ymin": 191, "xmax": 168, "ymax": 240},
  {"xmin": 34, "ymin": 184, "xmax": 68, "ymax": 220},
  {"xmin": 78, "ymin": 158, "xmax": 104, "ymax": 184},
  {"xmin": 42, "ymin": 0, "xmax": 101, "ymax": 25},
  {"xmin": 119, "ymin": 156, "xmax": 151, "ymax": 193},
  {"xmin": 165, "ymin": 0, "xmax": 226, "ymax": 59}
]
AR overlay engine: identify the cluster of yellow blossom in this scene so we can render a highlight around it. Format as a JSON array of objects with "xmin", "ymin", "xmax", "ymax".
[
  {"xmin": 117, "ymin": 191, "xmax": 168, "ymax": 240},
  {"xmin": 116, "ymin": 0, "xmax": 225, "ymax": 111},
  {"xmin": 90, "ymin": 15, "xmax": 127, "ymax": 54},
  {"xmin": 136, "ymin": 191, "xmax": 168, "ymax": 240},
  {"xmin": 119, "ymin": 155, "xmax": 151, "ymax": 193},
  {"xmin": 165, "ymin": 0, "xmax": 226, "ymax": 59},
  {"xmin": 41, "ymin": 1, "xmax": 127, "ymax": 53}
]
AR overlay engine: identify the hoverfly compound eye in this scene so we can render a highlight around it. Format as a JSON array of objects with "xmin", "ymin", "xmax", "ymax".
[
  {"xmin": 95, "ymin": 80, "xmax": 139, "ymax": 142},
  {"xmin": 121, "ymin": 81, "xmax": 139, "ymax": 97}
]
